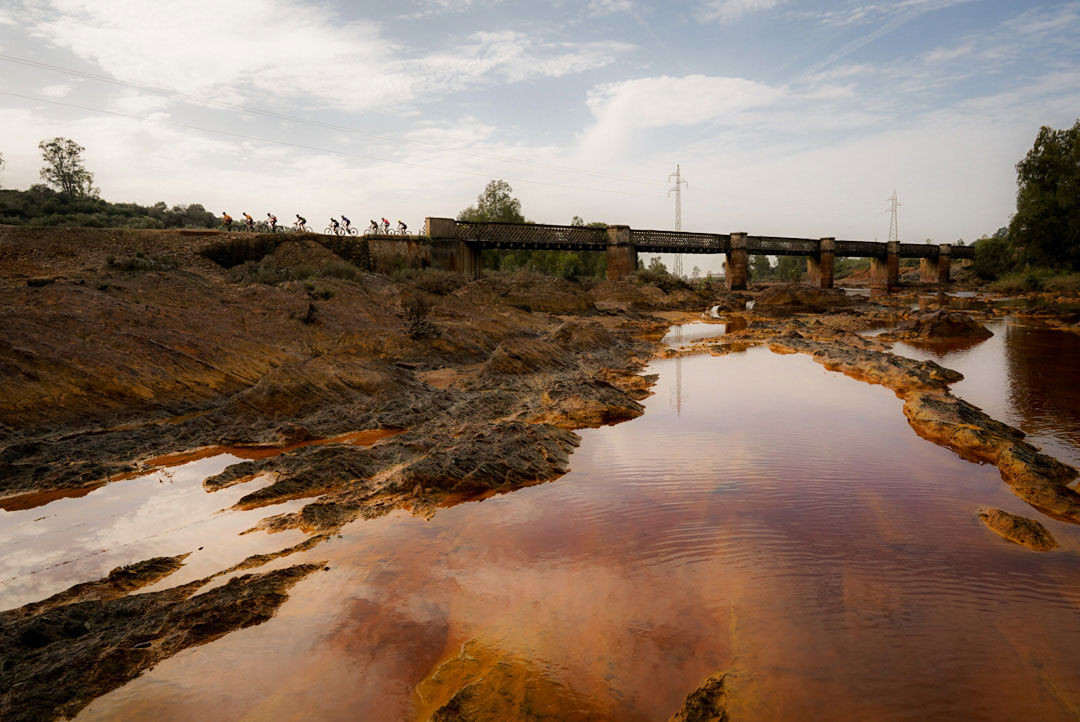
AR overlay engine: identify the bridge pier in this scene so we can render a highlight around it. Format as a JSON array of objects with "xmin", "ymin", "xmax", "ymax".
[
  {"xmin": 920, "ymin": 244, "xmax": 952, "ymax": 283},
  {"xmin": 425, "ymin": 217, "xmax": 482, "ymax": 280},
  {"xmin": 726, "ymin": 232, "xmax": 748, "ymax": 290},
  {"xmin": 806, "ymin": 237, "xmax": 836, "ymax": 289},
  {"xmin": 606, "ymin": 225, "xmax": 637, "ymax": 280},
  {"xmin": 871, "ymin": 240, "xmax": 900, "ymax": 296}
]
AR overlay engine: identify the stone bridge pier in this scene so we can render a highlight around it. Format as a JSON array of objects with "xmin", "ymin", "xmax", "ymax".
[
  {"xmin": 806, "ymin": 237, "xmax": 836, "ymax": 290},
  {"xmin": 870, "ymin": 241, "xmax": 900, "ymax": 296},
  {"xmin": 920, "ymin": 244, "xmax": 951, "ymax": 283},
  {"xmin": 726, "ymin": 233, "xmax": 748, "ymax": 290},
  {"xmin": 606, "ymin": 226, "xmax": 637, "ymax": 281},
  {"xmin": 425, "ymin": 218, "xmax": 482, "ymax": 280}
]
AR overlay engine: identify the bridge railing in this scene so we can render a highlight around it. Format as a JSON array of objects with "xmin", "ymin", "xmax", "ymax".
[
  {"xmin": 898, "ymin": 243, "xmax": 940, "ymax": 259},
  {"xmin": 834, "ymin": 240, "xmax": 888, "ymax": 257},
  {"xmin": 631, "ymin": 229, "xmax": 728, "ymax": 253},
  {"xmin": 452, "ymin": 221, "xmax": 609, "ymax": 250},
  {"xmin": 749, "ymin": 236, "xmax": 820, "ymax": 256}
]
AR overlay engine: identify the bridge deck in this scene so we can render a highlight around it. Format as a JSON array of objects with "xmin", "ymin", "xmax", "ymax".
[{"xmin": 424, "ymin": 219, "xmax": 974, "ymax": 259}]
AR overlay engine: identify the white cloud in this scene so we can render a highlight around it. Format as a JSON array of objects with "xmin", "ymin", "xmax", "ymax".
[
  {"xmin": 587, "ymin": 0, "xmax": 634, "ymax": 15},
  {"xmin": 39, "ymin": 83, "xmax": 72, "ymax": 97},
  {"xmin": 698, "ymin": 0, "xmax": 782, "ymax": 23},
  {"xmin": 14, "ymin": 0, "xmax": 627, "ymax": 112}
]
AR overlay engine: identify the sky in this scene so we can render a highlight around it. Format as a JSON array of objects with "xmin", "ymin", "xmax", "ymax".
[{"xmin": 1, "ymin": 0, "xmax": 1078, "ymax": 273}]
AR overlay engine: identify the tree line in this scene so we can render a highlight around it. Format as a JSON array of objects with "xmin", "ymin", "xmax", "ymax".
[{"xmin": 0, "ymin": 136, "xmax": 216, "ymax": 229}]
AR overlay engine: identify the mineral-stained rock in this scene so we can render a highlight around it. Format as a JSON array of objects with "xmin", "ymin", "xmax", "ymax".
[
  {"xmin": 891, "ymin": 309, "xmax": 993, "ymax": 339},
  {"xmin": 754, "ymin": 285, "xmax": 857, "ymax": 309},
  {"xmin": 416, "ymin": 640, "xmax": 600, "ymax": 722},
  {"xmin": 1, "ymin": 555, "xmax": 188, "ymax": 621},
  {"xmin": 0, "ymin": 563, "xmax": 323, "ymax": 722},
  {"xmin": 976, "ymin": 508, "xmax": 1059, "ymax": 551},
  {"xmin": 768, "ymin": 332, "xmax": 963, "ymax": 395},
  {"xmin": 668, "ymin": 672, "xmax": 730, "ymax": 722}
]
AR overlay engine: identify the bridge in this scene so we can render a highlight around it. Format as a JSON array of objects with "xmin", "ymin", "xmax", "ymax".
[{"xmin": 418, "ymin": 218, "xmax": 973, "ymax": 293}]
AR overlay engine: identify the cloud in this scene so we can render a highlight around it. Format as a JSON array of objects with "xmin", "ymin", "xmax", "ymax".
[
  {"xmin": 698, "ymin": 0, "xmax": 782, "ymax": 23},
  {"xmin": 13, "ymin": 0, "xmax": 628, "ymax": 112},
  {"xmin": 39, "ymin": 84, "xmax": 72, "ymax": 97}
]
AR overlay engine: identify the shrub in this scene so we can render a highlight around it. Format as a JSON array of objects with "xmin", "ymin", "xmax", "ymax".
[{"xmin": 318, "ymin": 260, "xmax": 361, "ymax": 281}]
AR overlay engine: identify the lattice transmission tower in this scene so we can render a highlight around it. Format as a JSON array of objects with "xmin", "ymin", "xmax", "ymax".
[
  {"xmin": 669, "ymin": 164, "xmax": 688, "ymax": 277},
  {"xmin": 886, "ymin": 190, "xmax": 901, "ymax": 242}
]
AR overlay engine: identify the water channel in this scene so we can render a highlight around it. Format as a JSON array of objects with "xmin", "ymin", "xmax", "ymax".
[{"xmin": 4, "ymin": 314, "xmax": 1078, "ymax": 720}]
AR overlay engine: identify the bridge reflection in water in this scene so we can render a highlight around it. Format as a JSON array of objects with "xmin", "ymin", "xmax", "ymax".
[{"xmin": 419, "ymin": 218, "xmax": 973, "ymax": 294}]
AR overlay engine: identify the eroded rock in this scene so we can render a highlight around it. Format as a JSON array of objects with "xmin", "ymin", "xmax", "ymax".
[
  {"xmin": 668, "ymin": 672, "xmax": 731, "ymax": 722},
  {"xmin": 976, "ymin": 508, "xmax": 1059, "ymax": 551}
]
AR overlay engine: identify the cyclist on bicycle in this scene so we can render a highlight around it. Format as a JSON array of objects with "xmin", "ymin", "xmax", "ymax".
[
  {"xmin": 296, "ymin": 214, "xmax": 307, "ymax": 231},
  {"xmin": 330, "ymin": 217, "xmax": 340, "ymax": 234},
  {"xmin": 369, "ymin": 219, "xmax": 378, "ymax": 234},
  {"xmin": 381, "ymin": 217, "xmax": 390, "ymax": 234},
  {"xmin": 341, "ymin": 215, "xmax": 352, "ymax": 231},
  {"xmin": 267, "ymin": 213, "xmax": 277, "ymax": 231},
  {"xmin": 397, "ymin": 220, "xmax": 407, "ymax": 234},
  {"xmin": 243, "ymin": 212, "xmax": 254, "ymax": 230},
  {"xmin": 221, "ymin": 212, "xmax": 232, "ymax": 230}
]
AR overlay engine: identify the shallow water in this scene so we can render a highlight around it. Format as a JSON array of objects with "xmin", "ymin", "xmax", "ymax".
[
  {"xmin": 889, "ymin": 317, "xmax": 1080, "ymax": 469},
  {"xmin": 71, "ymin": 326, "xmax": 1080, "ymax": 721}
]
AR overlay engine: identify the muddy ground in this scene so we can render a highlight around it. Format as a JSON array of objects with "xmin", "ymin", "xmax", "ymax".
[{"xmin": 1, "ymin": 225, "xmax": 1077, "ymax": 721}]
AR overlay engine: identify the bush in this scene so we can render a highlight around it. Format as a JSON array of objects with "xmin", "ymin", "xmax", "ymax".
[
  {"xmin": 390, "ymin": 267, "xmax": 465, "ymax": 295},
  {"xmin": 318, "ymin": 260, "xmax": 361, "ymax": 281},
  {"xmin": 1044, "ymin": 273, "xmax": 1080, "ymax": 294},
  {"xmin": 106, "ymin": 254, "xmax": 176, "ymax": 273},
  {"xmin": 988, "ymin": 269, "xmax": 1054, "ymax": 294},
  {"xmin": 635, "ymin": 268, "xmax": 691, "ymax": 294}
]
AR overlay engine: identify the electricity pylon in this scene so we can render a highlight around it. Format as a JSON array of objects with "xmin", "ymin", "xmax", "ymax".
[
  {"xmin": 669, "ymin": 164, "xmax": 688, "ymax": 277},
  {"xmin": 886, "ymin": 190, "xmax": 901, "ymax": 242}
]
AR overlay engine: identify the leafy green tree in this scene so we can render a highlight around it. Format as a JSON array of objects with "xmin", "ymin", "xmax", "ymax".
[
  {"xmin": 1009, "ymin": 119, "xmax": 1080, "ymax": 270},
  {"xmin": 457, "ymin": 179, "xmax": 524, "ymax": 223},
  {"xmin": 39, "ymin": 137, "xmax": 98, "ymax": 197},
  {"xmin": 647, "ymin": 256, "xmax": 668, "ymax": 274},
  {"xmin": 750, "ymin": 254, "xmax": 774, "ymax": 280},
  {"xmin": 972, "ymin": 233, "xmax": 1015, "ymax": 280},
  {"xmin": 776, "ymin": 256, "xmax": 803, "ymax": 283}
]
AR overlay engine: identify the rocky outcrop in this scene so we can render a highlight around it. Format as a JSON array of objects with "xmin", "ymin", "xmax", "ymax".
[
  {"xmin": 0, "ymin": 563, "xmax": 323, "ymax": 722},
  {"xmin": 889, "ymin": 309, "xmax": 993, "ymax": 340},
  {"xmin": 976, "ymin": 508, "xmax": 1060, "ymax": 551},
  {"xmin": 668, "ymin": 672, "xmax": 731, "ymax": 722},
  {"xmin": 754, "ymin": 285, "xmax": 857, "ymax": 309}
]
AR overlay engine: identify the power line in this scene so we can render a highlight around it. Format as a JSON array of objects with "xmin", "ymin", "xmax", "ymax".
[
  {"xmin": 0, "ymin": 53, "xmax": 671, "ymax": 189},
  {"xmin": 0, "ymin": 91, "xmax": 665, "ymax": 200},
  {"xmin": 668, "ymin": 163, "xmax": 688, "ymax": 277}
]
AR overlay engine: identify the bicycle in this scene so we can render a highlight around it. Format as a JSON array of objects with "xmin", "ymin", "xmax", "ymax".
[
  {"xmin": 324, "ymin": 224, "xmax": 343, "ymax": 236},
  {"xmin": 343, "ymin": 225, "xmax": 359, "ymax": 236},
  {"xmin": 367, "ymin": 221, "xmax": 380, "ymax": 235},
  {"xmin": 293, "ymin": 222, "xmax": 310, "ymax": 233}
]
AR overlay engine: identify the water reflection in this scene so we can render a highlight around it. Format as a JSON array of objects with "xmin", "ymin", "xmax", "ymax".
[{"xmin": 79, "ymin": 344, "xmax": 1080, "ymax": 722}]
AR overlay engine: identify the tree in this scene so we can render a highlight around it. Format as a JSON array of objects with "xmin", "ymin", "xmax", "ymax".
[
  {"xmin": 457, "ymin": 179, "xmax": 523, "ymax": 223},
  {"xmin": 750, "ymin": 254, "xmax": 773, "ymax": 280},
  {"xmin": 647, "ymin": 256, "xmax": 668, "ymax": 274},
  {"xmin": 39, "ymin": 137, "xmax": 98, "ymax": 197},
  {"xmin": 1008, "ymin": 120, "xmax": 1080, "ymax": 270}
]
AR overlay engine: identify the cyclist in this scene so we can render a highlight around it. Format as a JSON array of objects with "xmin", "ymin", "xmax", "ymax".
[
  {"xmin": 329, "ymin": 217, "xmax": 341, "ymax": 234},
  {"xmin": 295, "ymin": 214, "xmax": 307, "ymax": 231},
  {"xmin": 381, "ymin": 217, "xmax": 390, "ymax": 234},
  {"xmin": 243, "ymin": 212, "xmax": 254, "ymax": 230},
  {"xmin": 397, "ymin": 219, "xmax": 408, "ymax": 235},
  {"xmin": 368, "ymin": 219, "xmax": 378, "ymax": 234},
  {"xmin": 221, "ymin": 212, "xmax": 232, "ymax": 230},
  {"xmin": 341, "ymin": 214, "xmax": 352, "ymax": 232},
  {"xmin": 266, "ymin": 212, "xmax": 278, "ymax": 231}
]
